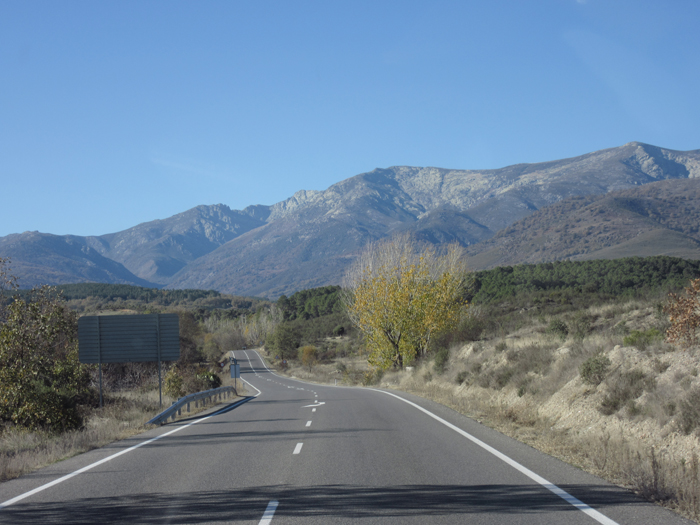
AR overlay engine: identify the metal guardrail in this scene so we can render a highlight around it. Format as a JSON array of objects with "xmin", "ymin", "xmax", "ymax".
[{"xmin": 147, "ymin": 386, "xmax": 237, "ymax": 426}]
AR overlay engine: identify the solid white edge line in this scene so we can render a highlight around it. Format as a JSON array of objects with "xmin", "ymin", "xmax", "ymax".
[
  {"xmin": 258, "ymin": 499, "xmax": 279, "ymax": 525},
  {"xmin": 293, "ymin": 443, "xmax": 303, "ymax": 454},
  {"xmin": 0, "ymin": 389, "xmax": 259, "ymax": 511},
  {"xmin": 239, "ymin": 350, "xmax": 616, "ymax": 523},
  {"xmin": 1, "ymin": 352, "xmax": 264, "ymax": 511},
  {"xmin": 368, "ymin": 389, "xmax": 619, "ymax": 525}
]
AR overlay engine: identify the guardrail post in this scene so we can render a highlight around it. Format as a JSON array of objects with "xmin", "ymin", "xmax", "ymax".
[{"xmin": 187, "ymin": 402, "xmax": 190, "ymax": 412}]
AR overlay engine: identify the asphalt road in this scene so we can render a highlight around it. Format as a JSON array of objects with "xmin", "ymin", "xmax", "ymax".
[{"xmin": 0, "ymin": 349, "xmax": 692, "ymax": 524}]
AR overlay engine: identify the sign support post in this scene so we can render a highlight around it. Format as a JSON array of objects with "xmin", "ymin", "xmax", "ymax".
[
  {"xmin": 98, "ymin": 316, "xmax": 103, "ymax": 408},
  {"xmin": 156, "ymin": 314, "xmax": 162, "ymax": 408},
  {"xmin": 230, "ymin": 354, "xmax": 240, "ymax": 392}
]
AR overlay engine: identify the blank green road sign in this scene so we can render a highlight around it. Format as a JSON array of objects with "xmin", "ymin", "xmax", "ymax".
[{"xmin": 78, "ymin": 313, "xmax": 180, "ymax": 364}]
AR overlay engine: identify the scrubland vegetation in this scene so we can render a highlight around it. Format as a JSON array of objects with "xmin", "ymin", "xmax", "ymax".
[{"xmin": 3, "ymin": 252, "xmax": 700, "ymax": 521}]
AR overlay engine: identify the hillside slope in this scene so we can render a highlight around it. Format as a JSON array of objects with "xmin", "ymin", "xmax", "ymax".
[
  {"xmin": 0, "ymin": 232, "xmax": 154, "ymax": 288},
  {"xmin": 87, "ymin": 204, "xmax": 266, "ymax": 285},
  {"xmin": 465, "ymin": 178, "xmax": 700, "ymax": 269}
]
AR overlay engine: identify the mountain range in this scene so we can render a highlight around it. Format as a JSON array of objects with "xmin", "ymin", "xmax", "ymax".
[{"xmin": 2, "ymin": 142, "xmax": 699, "ymax": 298}]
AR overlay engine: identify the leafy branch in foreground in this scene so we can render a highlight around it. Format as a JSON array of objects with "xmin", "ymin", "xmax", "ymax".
[
  {"xmin": 0, "ymin": 282, "xmax": 93, "ymax": 432},
  {"xmin": 665, "ymin": 278, "xmax": 700, "ymax": 347}
]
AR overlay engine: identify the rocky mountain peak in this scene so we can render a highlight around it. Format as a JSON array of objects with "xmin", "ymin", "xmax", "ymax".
[{"xmin": 2, "ymin": 142, "xmax": 699, "ymax": 296}]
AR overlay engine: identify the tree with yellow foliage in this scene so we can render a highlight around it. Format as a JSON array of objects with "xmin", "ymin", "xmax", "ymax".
[{"xmin": 342, "ymin": 234, "xmax": 470, "ymax": 370}]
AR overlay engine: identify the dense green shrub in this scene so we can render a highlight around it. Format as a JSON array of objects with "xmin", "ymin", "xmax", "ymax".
[
  {"xmin": 0, "ymin": 286, "xmax": 93, "ymax": 432},
  {"xmin": 569, "ymin": 314, "xmax": 594, "ymax": 341},
  {"xmin": 546, "ymin": 319, "xmax": 569, "ymax": 340},
  {"xmin": 579, "ymin": 355, "xmax": 611, "ymax": 386},
  {"xmin": 164, "ymin": 367, "xmax": 185, "ymax": 398},
  {"xmin": 623, "ymin": 328, "xmax": 663, "ymax": 350}
]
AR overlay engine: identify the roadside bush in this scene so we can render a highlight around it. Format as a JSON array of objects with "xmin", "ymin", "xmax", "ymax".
[
  {"xmin": 494, "ymin": 367, "xmax": 515, "ymax": 388},
  {"xmin": 579, "ymin": 354, "xmax": 611, "ymax": 386},
  {"xmin": 569, "ymin": 314, "xmax": 594, "ymax": 341},
  {"xmin": 298, "ymin": 345, "xmax": 318, "ymax": 371},
  {"xmin": 362, "ymin": 368, "xmax": 383, "ymax": 386},
  {"xmin": 0, "ymin": 286, "xmax": 94, "ymax": 432},
  {"xmin": 623, "ymin": 328, "xmax": 663, "ymax": 350},
  {"xmin": 677, "ymin": 388, "xmax": 700, "ymax": 434},
  {"xmin": 599, "ymin": 369, "xmax": 655, "ymax": 415},
  {"xmin": 163, "ymin": 367, "xmax": 185, "ymax": 398},
  {"xmin": 505, "ymin": 343, "xmax": 553, "ymax": 375},
  {"xmin": 455, "ymin": 370, "xmax": 468, "ymax": 384},
  {"xmin": 196, "ymin": 369, "xmax": 222, "ymax": 390},
  {"xmin": 164, "ymin": 366, "xmax": 221, "ymax": 399},
  {"xmin": 202, "ymin": 335, "xmax": 222, "ymax": 366},
  {"xmin": 612, "ymin": 321, "xmax": 629, "ymax": 336},
  {"xmin": 546, "ymin": 319, "xmax": 568, "ymax": 340},
  {"xmin": 433, "ymin": 347, "xmax": 450, "ymax": 374},
  {"xmin": 438, "ymin": 315, "xmax": 485, "ymax": 345},
  {"xmin": 479, "ymin": 366, "xmax": 515, "ymax": 389}
]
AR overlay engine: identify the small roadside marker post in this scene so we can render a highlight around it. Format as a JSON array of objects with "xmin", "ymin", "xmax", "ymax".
[{"xmin": 230, "ymin": 355, "xmax": 240, "ymax": 391}]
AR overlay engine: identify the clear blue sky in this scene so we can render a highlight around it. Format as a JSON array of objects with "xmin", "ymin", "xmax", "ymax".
[{"xmin": 1, "ymin": 1, "xmax": 699, "ymax": 237}]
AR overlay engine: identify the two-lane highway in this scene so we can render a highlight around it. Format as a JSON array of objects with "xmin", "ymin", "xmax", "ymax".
[{"xmin": 0, "ymin": 349, "xmax": 692, "ymax": 524}]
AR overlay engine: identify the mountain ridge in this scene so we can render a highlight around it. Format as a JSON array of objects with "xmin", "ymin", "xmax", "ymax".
[{"xmin": 1, "ymin": 141, "xmax": 699, "ymax": 297}]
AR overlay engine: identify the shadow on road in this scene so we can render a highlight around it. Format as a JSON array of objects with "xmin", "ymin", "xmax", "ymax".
[{"xmin": 1, "ymin": 483, "xmax": 640, "ymax": 523}]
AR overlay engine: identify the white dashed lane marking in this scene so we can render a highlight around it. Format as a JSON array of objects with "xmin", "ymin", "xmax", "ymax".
[{"xmin": 258, "ymin": 500, "xmax": 279, "ymax": 525}]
